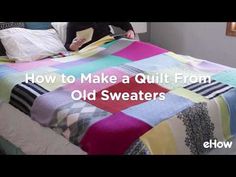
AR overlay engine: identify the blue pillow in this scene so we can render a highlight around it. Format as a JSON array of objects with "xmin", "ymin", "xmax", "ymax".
[{"xmin": 25, "ymin": 22, "xmax": 52, "ymax": 30}]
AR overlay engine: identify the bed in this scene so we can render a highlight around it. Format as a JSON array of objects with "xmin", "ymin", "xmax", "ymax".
[
  {"xmin": 0, "ymin": 100, "xmax": 87, "ymax": 154},
  {"xmin": 0, "ymin": 37, "xmax": 236, "ymax": 155}
]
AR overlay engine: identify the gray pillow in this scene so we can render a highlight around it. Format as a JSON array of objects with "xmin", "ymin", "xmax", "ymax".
[{"xmin": 0, "ymin": 22, "xmax": 25, "ymax": 56}]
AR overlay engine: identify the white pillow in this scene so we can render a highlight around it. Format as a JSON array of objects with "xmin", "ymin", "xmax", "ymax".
[
  {"xmin": 51, "ymin": 22, "xmax": 68, "ymax": 45},
  {"xmin": 0, "ymin": 28, "xmax": 67, "ymax": 62}
]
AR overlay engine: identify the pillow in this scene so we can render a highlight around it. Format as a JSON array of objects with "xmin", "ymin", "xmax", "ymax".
[
  {"xmin": 0, "ymin": 22, "xmax": 25, "ymax": 56},
  {"xmin": 25, "ymin": 22, "xmax": 52, "ymax": 30},
  {"xmin": 51, "ymin": 22, "xmax": 68, "ymax": 44},
  {"xmin": 0, "ymin": 28, "xmax": 67, "ymax": 62}
]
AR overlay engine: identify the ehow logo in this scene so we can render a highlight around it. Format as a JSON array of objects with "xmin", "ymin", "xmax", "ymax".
[{"xmin": 203, "ymin": 139, "xmax": 233, "ymax": 149}]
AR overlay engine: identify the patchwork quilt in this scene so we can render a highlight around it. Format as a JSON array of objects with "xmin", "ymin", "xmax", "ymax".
[{"xmin": 0, "ymin": 37, "xmax": 236, "ymax": 155}]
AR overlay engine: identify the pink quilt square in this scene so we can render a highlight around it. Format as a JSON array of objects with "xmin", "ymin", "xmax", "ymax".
[
  {"xmin": 113, "ymin": 41, "xmax": 168, "ymax": 61},
  {"xmin": 7, "ymin": 59, "xmax": 60, "ymax": 72},
  {"xmin": 80, "ymin": 112, "xmax": 152, "ymax": 155}
]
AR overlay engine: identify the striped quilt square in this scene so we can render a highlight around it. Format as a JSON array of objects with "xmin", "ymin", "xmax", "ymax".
[
  {"xmin": 9, "ymin": 81, "xmax": 49, "ymax": 116},
  {"xmin": 184, "ymin": 79, "xmax": 234, "ymax": 100},
  {"xmin": 113, "ymin": 41, "xmax": 168, "ymax": 61}
]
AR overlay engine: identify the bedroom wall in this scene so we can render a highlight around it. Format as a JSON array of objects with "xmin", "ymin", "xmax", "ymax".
[
  {"xmin": 149, "ymin": 22, "xmax": 236, "ymax": 67},
  {"xmin": 112, "ymin": 22, "xmax": 150, "ymax": 42},
  {"xmin": 138, "ymin": 22, "xmax": 151, "ymax": 42}
]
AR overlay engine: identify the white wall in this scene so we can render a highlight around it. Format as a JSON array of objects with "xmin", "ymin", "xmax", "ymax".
[{"xmin": 150, "ymin": 22, "xmax": 236, "ymax": 67}]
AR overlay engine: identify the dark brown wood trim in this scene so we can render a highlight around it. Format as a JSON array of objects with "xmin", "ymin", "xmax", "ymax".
[{"xmin": 226, "ymin": 22, "xmax": 236, "ymax": 37}]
